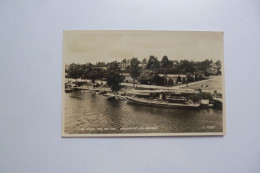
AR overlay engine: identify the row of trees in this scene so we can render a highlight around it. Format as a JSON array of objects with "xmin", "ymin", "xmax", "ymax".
[
  {"xmin": 122, "ymin": 56, "xmax": 221, "ymax": 76},
  {"xmin": 66, "ymin": 63, "xmax": 105, "ymax": 82},
  {"xmin": 136, "ymin": 71, "xmax": 204, "ymax": 86},
  {"xmin": 128, "ymin": 56, "xmax": 215, "ymax": 86},
  {"xmin": 66, "ymin": 62, "xmax": 124, "ymax": 92},
  {"xmin": 66, "ymin": 56, "xmax": 221, "ymax": 91}
]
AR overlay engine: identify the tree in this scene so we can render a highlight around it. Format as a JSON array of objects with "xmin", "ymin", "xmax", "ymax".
[
  {"xmin": 182, "ymin": 77, "xmax": 186, "ymax": 84},
  {"xmin": 200, "ymin": 59, "xmax": 211, "ymax": 76},
  {"xmin": 106, "ymin": 62, "xmax": 124, "ymax": 92},
  {"xmin": 146, "ymin": 56, "xmax": 160, "ymax": 70},
  {"xmin": 161, "ymin": 69, "xmax": 168, "ymax": 86},
  {"xmin": 195, "ymin": 71, "xmax": 205, "ymax": 81},
  {"xmin": 176, "ymin": 76, "xmax": 182, "ymax": 84},
  {"xmin": 161, "ymin": 56, "xmax": 169, "ymax": 68},
  {"xmin": 204, "ymin": 71, "xmax": 210, "ymax": 77},
  {"xmin": 161, "ymin": 56, "xmax": 171, "ymax": 86},
  {"xmin": 179, "ymin": 60, "xmax": 195, "ymax": 74},
  {"xmin": 138, "ymin": 70, "xmax": 161, "ymax": 85},
  {"xmin": 96, "ymin": 61, "xmax": 106, "ymax": 67},
  {"xmin": 168, "ymin": 78, "xmax": 174, "ymax": 86},
  {"xmin": 129, "ymin": 57, "xmax": 140, "ymax": 87},
  {"xmin": 67, "ymin": 63, "xmax": 84, "ymax": 82},
  {"xmin": 125, "ymin": 65, "xmax": 130, "ymax": 73},
  {"xmin": 65, "ymin": 65, "xmax": 70, "ymax": 82},
  {"xmin": 88, "ymin": 69, "xmax": 100, "ymax": 84},
  {"xmin": 216, "ymin": 60, "xmax": 221, "ymax": 66},
  {"xmin": 122, "ymin": 59, "xmax": 127, "ymax": 63},
  {"xmin": 138, "ymin": 70, "xmax": 152, "ymax": 84},
  {"xmin": 201, "ymin": 59, "xmax": 211, "ymax": 68},
  {"xmin": 168, "ymin": 60, "xmax": 173, "ymax": 69},
  {"xmin": 142, "ymin": 58, "xmax": 147, "ymax": 63},
  {"xmin": 195, "ymin": 74, "xmax": 198, "ymax": 81},
  {"xmin": 152, "ymin": 74, "xmax": 164, "ymax": 86},
  {"xmin": 186, "ymin": 72, "xmax": 194, "ymax": 82},
  {"xmin": 216, "ymin": 67, "xmax": 221, "ymax": 75}
]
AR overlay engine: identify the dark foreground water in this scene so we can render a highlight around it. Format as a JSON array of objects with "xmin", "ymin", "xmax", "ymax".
[{"xmin": 64, "ymin": 91, "xmax": 223, "ymax": 134}]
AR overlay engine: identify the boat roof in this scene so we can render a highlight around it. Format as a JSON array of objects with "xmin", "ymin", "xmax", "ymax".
[{"xmin": 127, "ymin": 89, "xmax": 195, "ymax": 94}]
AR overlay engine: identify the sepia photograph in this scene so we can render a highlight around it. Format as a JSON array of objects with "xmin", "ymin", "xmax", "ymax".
[
  {"xmin": 62, "ymin": 30, "xmax": 225, "ymax": 137},
  {"xmin": 3, "ymin": 0, "xmax": 260, "ymax": 172}
]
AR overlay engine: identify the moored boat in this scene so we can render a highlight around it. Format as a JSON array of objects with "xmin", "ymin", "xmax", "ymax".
[
  {"xmin": 65, "ymin": 88, "xmax": 75, "ymax": 93},
  {"xmin": 126, "ymin": 96, "xmax": 201, "ymax": 108},
  {"xmin": 103, "ymin": 93, "xmax": 120, "ymax": 101},
  {"xmin": 99, "ymin": 90, "xmax": 107, "ymax": 95},
  {"xmin": 81, "ymin": 90, "xmax": 92, "ymax": 93}
]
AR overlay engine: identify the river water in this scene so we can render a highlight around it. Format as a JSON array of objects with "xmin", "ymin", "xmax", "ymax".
[{"xmin": 64, "ymin": 91, "xmax": 223, "ymax": 134}]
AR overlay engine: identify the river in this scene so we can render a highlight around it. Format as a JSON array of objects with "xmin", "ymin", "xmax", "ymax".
[{"xmin": 64, "ymin": 91, "xmax": 223, "ymax": 135}]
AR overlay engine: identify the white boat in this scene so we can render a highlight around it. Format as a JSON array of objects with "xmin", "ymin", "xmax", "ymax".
[
  {"xmin": 103, "ymin": 93, "xmax": 120, "ymax": 101},
  {"xmin": 126, "ymin": 96, "xmax": 201, "ymax": 108}
]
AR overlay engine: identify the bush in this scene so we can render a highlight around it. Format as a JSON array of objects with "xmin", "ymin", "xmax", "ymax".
[{"xmin": 168, "ymin": 78, "xmax": 174, "ymax": 86}]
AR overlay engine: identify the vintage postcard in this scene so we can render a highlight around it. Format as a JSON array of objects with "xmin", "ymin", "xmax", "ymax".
[{"xmin": 62, "ymin": 30, "xmax": 225, "ymax": 137}]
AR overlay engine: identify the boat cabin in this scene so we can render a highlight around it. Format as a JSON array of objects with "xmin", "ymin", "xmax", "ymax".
[{"xmin": 133, "ymin": 90, "xmax": 196, "ymax": 104}]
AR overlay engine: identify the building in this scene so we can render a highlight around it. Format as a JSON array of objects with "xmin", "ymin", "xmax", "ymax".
[
  {"xmin": 121, "ymin": 73, "xmax": 134, "ymax": 83},
  {"xmin": 159, "ymin": 74, "xmax": 187, "ymax": 85},
  {"xmin": 119, "ymin": 59, "xmax": 130, "ymax": 71},
  {"xmin": 138, "ymin": 63, "xmax": 146, "ymax": 70},
  {"xmin": 207, "ymin": 62, "xmax": 221, "ymax": 75},
  {"xmin": 92, "ymin": 66, "xmax": 108, "ymax": 70}
]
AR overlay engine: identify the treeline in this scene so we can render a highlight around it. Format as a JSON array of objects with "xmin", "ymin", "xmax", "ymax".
[
  {"xmin": 162, "ymin": 56, "xmax": 220, "ymax": 75},
  {"xmin": 66, "ymin": 62, "xmax": 124, "ymax": 91},
  {"xmin": 65, "ymin": 55, "xmax": 221, "ymax": 91},
  {"xmin": 122, "ymin": 56, "xmax": 221, "ymax": 75},
  {"xmin": 129, "ymin": 56, "xmax": 220, "ymax": 85},
  {"xmin": 65, "ymin": 63, "xmax": 107, "ymax": 83}
]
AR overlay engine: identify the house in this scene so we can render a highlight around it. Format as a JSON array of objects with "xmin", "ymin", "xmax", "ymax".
[
  {"xmin": 121, "ymin": 73, "xmax": 134, "ymax": 83},
  {"xmin": 138, "ymin": 63, "xmax": 146, "ymax": 70},
  {"xmin": 119, "ymin": 59, "xmax": 130, "ymax": 71},
  {"xmin": 92, "ymin": 66, "xmax": 108, "ymax": 70},
  {"xmin": 207, "ymin": 62, "xmax": 221, "ymax": 75}
]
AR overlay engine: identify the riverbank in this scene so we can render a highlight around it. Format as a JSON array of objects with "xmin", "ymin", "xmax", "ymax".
[
  {"xmin": 65, "ymin": 75, "xmax": 222, "ymax": 94},
  {"xmin": 181, "ymin": 76, "xmax": 222, "ymax": 93}
]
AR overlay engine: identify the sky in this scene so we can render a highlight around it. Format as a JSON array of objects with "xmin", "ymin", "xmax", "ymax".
[{"xmin": 63, "ymin": 30, "xmax": 223, "ymax": 64}]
